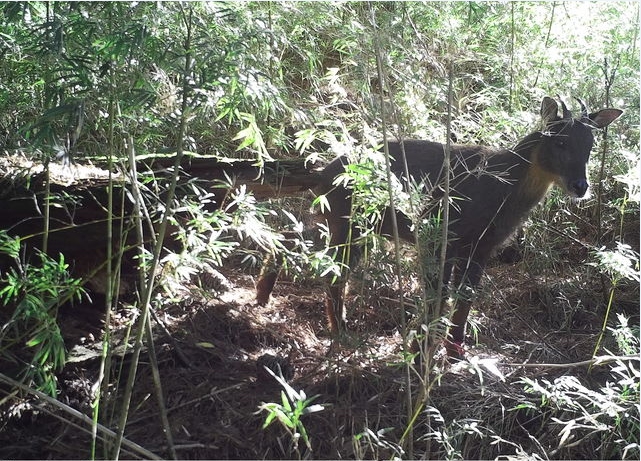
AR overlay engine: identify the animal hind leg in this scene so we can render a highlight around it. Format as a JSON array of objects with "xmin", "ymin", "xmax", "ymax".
[
  {"xmin": 255, "ymin": 228, "xmax": 316, "ymax": 305},
  {"xmin": 255, "ymin": 259, "xmax": 281, "ymax": 305},
  {"xmin": 326, "ymin": 205, "xmax": 409, "ymax": 334},
  {"xmin": 326, "ymin": 284, "xmax": 346, "ymax": 333}
]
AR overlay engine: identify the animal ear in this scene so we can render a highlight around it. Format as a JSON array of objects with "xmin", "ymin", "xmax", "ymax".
[
  {"xmin": 587, "ymin": 108, "xmax": 624, "ymax": 129},
  {"xmin": 540, "ymin": 97, "xmax": 559, "ymax": 124}
]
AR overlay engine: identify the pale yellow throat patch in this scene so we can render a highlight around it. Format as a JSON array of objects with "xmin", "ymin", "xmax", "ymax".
[{"xmin": 521, "ymin": 162, "xmax": 558, "ymax": 202}]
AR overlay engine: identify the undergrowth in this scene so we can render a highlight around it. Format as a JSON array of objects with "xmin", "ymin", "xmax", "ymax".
[{"xmin": 0, "ymin": 231, "xmax": 86, "ymax": 396}]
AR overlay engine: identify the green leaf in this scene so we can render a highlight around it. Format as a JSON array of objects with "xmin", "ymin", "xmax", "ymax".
[{"xmin": 280, "ymin": 391, "xmax": 292, "ymax": 412}]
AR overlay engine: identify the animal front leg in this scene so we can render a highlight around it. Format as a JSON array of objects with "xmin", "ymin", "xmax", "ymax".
[
  {"xmin": 324, "ymin": 239, "xmax": 362, "ymax": 334},
  {"xmin": 445, "ymin": 297, "xmax": 473, "ymax": 359},
  {"xmin": 445, "ymin": 257, "xmax": 485, "ymax": 359}
]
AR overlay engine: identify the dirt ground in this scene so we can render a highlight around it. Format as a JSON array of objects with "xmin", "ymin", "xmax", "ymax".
[{"xmin": 0, "ymin": 252, "xmax": 637, "ymax": 459}]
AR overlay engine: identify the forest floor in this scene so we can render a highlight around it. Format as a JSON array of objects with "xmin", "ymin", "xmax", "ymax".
[{"xmin": 2, "ymin": 247, "xmax": 635, "ymax": 460}]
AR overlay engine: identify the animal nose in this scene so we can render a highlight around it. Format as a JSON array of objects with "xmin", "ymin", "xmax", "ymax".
[{"xmin": 570, "ymin": 179, "xmax": 589, "ymax": 197}]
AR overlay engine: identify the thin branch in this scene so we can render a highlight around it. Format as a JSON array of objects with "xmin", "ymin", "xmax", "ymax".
[
  {"xmin": 112, "ymin": 5, "xmax": 197, "ymax": 459},
  {"xmin": 369, "ymin": 7, "xmax": 414, "ymax": 458},
  {"xmin": 505, "ymin": 354, "xmax": 639, "ymax": 369}
]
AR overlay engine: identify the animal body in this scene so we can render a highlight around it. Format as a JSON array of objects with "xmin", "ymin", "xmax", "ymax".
[{"xmin": 256, "ymin": 96, "xmax": 622, "ymax": 358}]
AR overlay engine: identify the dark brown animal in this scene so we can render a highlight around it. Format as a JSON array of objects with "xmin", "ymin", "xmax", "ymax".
[{"xmin": 257, "ymin": 96, "xmax": 622, "ymax": 358}]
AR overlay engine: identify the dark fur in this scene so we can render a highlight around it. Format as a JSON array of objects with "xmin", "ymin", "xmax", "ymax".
[{"xmin": 258, "ymin": 97, "xmax": 622, "ymax": 358}]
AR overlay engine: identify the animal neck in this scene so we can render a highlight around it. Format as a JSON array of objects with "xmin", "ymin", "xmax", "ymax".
[{"xmin": 509, "ymin": 133, "xmax": 557, "ymax": 213}]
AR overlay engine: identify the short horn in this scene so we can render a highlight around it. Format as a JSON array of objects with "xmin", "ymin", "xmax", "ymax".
[
  {"xmin": 574, "ymin": 97, "xmax": 589, "ymax": 119},
  {"xmin": 556, "ymin": 94, "xmax": 572, "ymax": 119}
]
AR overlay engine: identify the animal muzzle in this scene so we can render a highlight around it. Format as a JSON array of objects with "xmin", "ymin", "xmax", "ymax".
[{"xmin": 569, "ymin": 178, "xmax": 589, "ymax": 198}]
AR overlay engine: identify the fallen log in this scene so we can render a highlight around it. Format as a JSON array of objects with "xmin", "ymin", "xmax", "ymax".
[
  {"xmin": 137, "ymin": 154, "xmax": 322, "ymax": 200},
  {"xmin": 0, "ymin": 153, "xmax": 322, "ymax": 290}
]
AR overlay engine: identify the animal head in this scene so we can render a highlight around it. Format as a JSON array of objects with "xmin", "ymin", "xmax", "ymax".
[{"xmin": 537, "ymin": 96, "xmax": 623, "ymax": 198}]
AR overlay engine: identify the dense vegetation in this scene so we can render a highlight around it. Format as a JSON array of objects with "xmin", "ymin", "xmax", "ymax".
[{"xmin": 0, "ymin": 2, "xmax": 639, "ymax": 459}]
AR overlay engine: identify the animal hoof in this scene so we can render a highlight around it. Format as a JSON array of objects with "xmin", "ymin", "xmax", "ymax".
[
  {"xmin": 444, "ymin": 340, "xmax": 466, "ymax": 361},
  {"xmin": 255, "ymin": 272, "xmax": 278, "ymax": 305},
  {"xmin": 255, "ymin": 293, "xmax": 270, "ymax": 306}
]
